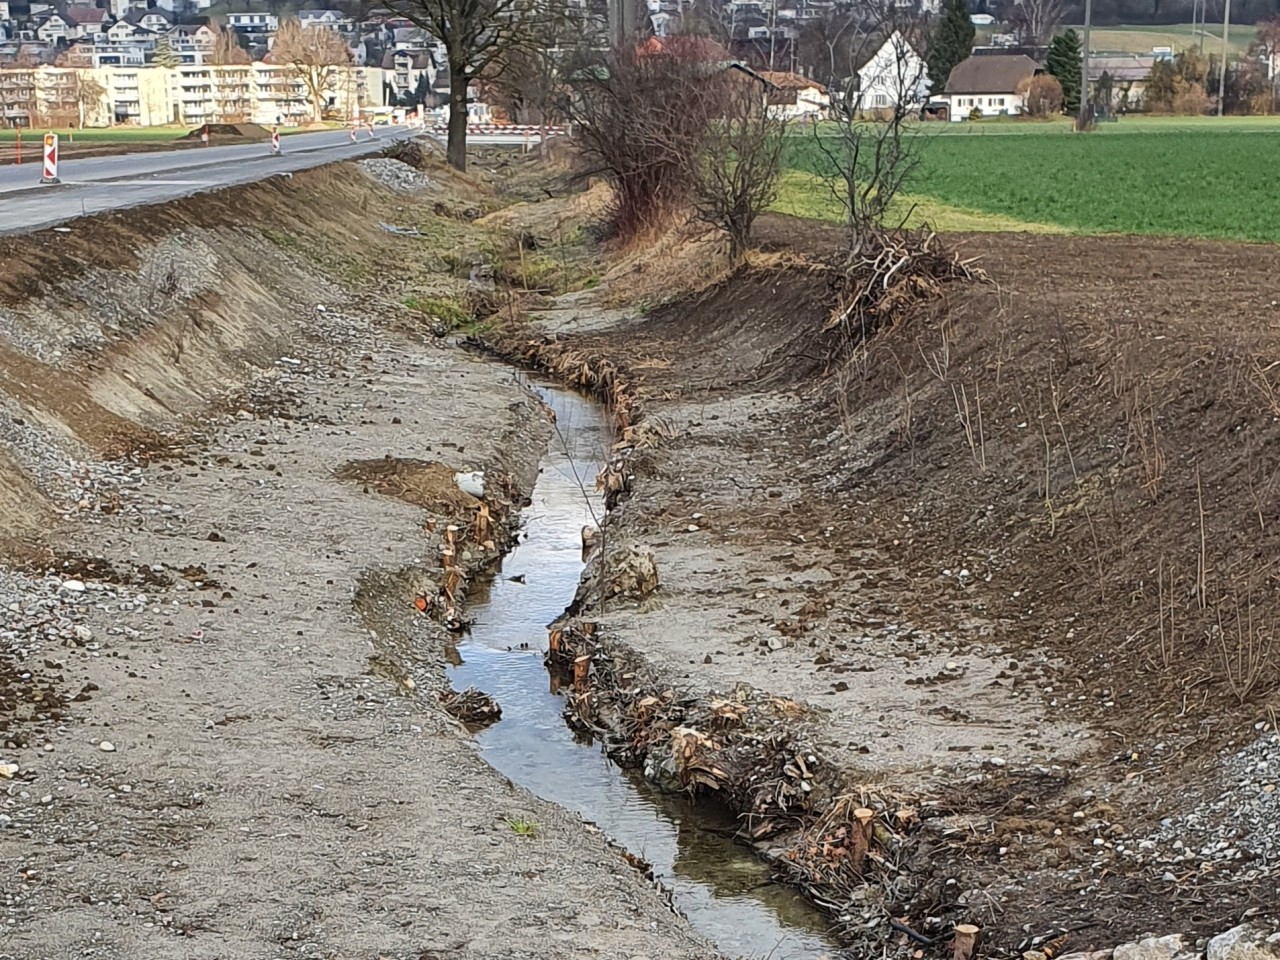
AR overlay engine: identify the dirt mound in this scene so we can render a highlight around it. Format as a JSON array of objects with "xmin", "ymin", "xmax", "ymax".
[
  {"xmin": 181, "ymin": 122, "xmax": 269, "ymax": 141},
  {"xmin": 335, "ymin": 457, "xmax": 480, "ymax": 515}
]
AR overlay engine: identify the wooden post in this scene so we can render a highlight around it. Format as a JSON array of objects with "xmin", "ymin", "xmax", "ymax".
[{"xmin": 573, "ymin": 654, "xmax": 590, "ymax": 691}]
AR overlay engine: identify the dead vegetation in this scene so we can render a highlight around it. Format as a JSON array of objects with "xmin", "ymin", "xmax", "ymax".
[{"xmin": 336, "ymin": 458, "xmax": 482, "ymax": 515}]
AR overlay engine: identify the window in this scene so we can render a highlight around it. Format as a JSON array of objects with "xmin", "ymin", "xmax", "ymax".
[{"xmin": 996, "ymin": 97, "xmax": 1005, "ymax": 106}]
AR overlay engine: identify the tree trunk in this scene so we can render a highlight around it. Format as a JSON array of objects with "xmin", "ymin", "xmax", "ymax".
[{"xmin": 447, "ymin": 65, "xmax": 469, "ymax": 172}]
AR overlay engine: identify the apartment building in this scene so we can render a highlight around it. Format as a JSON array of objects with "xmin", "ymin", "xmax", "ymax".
[{"xmin": 0, "ymin": 62, "xmax": 387, "ymax": 128}]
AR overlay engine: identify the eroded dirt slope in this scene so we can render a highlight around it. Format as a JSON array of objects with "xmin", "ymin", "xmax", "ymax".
[{"xmin": 497, "ymin": 214, "xmax": 1280, "ymax": 954}]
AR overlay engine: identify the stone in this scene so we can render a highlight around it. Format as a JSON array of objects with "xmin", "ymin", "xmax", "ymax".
[
  {"xmin": 60, "ymin": 579, "xmax": 86, "ymax": 593},
  {"xmin": 1113, "ymin": 935, "xmax": 1186, "ymax": 960},
  {"xmin": 98, "ymin": 740, "xmax": 116, "ymax": 752},
  {"xmin": 1208, "ymin": 925, "xmax": 1280, "ymax": 960}
]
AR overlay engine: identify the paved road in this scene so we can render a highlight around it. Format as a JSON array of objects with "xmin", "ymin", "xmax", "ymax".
[{"xmin": 0, "ymin": 127, "xmax": 413, "ymax": 234}]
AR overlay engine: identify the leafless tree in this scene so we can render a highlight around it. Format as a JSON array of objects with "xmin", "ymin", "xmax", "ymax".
[
  {"xmin": 797, "ymin": 9, "xmax": 862, "ymax": 87},
  {"xmin": 480, "ymin": 10, "xmax": 588, "ymax": 128},
  {"xmin": 567, "ymin": 38, "xmax": 719, "ymax": 241},
  {"xmin": 388, "ymin": 0, "xmax": 559, "ymax": 170},
  {"xmin": 72, "ymin": 72, "xmax": 107, "ymax": 128},
  {"xmin": 1010, "ymin": 0, "xmax": 1065, "ymax": 46},
  {"xmin": 271, "ymin": 19, "xmax": 352, "ymax": 120},
  {"xmin": 210, "ymin": 22, "xmax": 252, "ymax": 65},
  {"xmin": 816, "ymin": 21, "xmax": 930, "ymax": 255},
  {"xmin": 690, "ymin": 75, "xmax": 787, "ymax": 261}
]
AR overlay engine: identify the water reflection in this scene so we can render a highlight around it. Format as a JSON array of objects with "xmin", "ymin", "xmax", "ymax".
[{"xmin": 448, "ymin": 382, "xmax": 841, "ymax": 959}]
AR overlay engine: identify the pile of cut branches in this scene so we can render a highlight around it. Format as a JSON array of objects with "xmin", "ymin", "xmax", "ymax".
[
  {"xmin": 439, "ymin": 686, "xmax": 502, "ymax": 726},
  {"xmin": 825, "ymin": 229, "xmax": 986, "ymax": 348}
]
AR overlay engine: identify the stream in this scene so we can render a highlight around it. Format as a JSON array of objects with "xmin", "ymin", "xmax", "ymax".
[{"xmin": 448, "ymin": 381, "xmax": 843, "ymax": 960}]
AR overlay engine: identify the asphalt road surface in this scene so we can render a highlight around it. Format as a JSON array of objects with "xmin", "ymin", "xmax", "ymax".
[{"xmin": 0, "ymin": 126, "xmax": 412, "ymax": 235}]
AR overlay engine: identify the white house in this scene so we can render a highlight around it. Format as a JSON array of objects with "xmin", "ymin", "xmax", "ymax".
[
  {"xmin": 0, "ymin": 3, "xmax": 11, "ymax": 23},
  {"xmin": 126, "ymin": 9, "xmax": 172, "ymax": 33},
  {"xmin": 298, "ymin": 9, "xmax": 354, "ymax": 31},
  {"xmin": 226, "ymin": 12, "xmax": 278, "ymax": 35},
  {"xmin": 855, "ymin": 30, "xmax": 929, "ymax": 110},
  {"xmin": 943, "ymin": 53, "xmax": 1040, "ymax": 120},
  {"xmin": 35, "ymin": 13, "xmax": 70, "ymax": 42}
]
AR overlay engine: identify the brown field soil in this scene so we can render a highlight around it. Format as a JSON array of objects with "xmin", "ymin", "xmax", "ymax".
[{"xmin": 502, "ymin": 212, "xmax": 1280, "ymax": 954}]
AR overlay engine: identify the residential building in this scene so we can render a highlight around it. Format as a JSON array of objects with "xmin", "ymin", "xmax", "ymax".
[
  {"xmin": 760, "ymin": 70, "xmax": 828, "ymax": 118},
  {"xmin": 226, "ymin": 11, "xmax": 277, "ymax": 39},
  {"xmin": 153, "ymin": 0, "xmax": 214, "ymax": 12},
  {"xmin": 943, "ymin": 53, "xmax": 1041, "ymax": 120},
  {"xmin": 298, "ymin": 9, "xmax": 354, "ymax": 32},
  {"xmin": 0, "ymin": 62, "xmax": 392, "ymax": 127},
  {"xmin": 854, "ymin": 30, "xmax": 929, "ymax": 111},
  {"xmin": 125, "ymin": 9, "xmax": 172, "ymax": 33},
  {"xmin": 1088, "ymin": 53, "xmax": 1155, "ymax": 111}
]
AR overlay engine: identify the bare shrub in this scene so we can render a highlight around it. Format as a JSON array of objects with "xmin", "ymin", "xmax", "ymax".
[
  {"xmin": 690, "ymin": 77, "xmax": 787, "ymax": 261},
  {"xmin": 1017, "ymin": 74, "xmax": 1064, "ymax": 119},
  {"xmin": 568, "ymin": 39, "xmax": 720, "ymax": 242}
]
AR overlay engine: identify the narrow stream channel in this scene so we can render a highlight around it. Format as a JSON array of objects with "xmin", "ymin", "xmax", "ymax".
[{"xmin": 449, "ymin": 381, "xmax": 842, "ymax": 960}]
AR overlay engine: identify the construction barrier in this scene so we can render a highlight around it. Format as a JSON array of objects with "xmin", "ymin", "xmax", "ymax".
[
  {"xmin": 40, "ymin": 133, "xmax": 59, "ymax": 185},
  {"xmin": 270, "ymin": 125, "xmax": 280, "ymax": 155}
]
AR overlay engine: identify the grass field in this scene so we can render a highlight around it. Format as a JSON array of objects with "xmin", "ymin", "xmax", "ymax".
[
  {"xmin": 1069, "ymin": 22, "xmax": 1250, "ymax": 55},
  {"xmin": 783, "ymin": 120, "xmax": 1280, "ymax": 243}
]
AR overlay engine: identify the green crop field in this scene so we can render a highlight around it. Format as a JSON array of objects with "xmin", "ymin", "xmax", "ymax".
[
  {"xmin": 781, "ymin": 120, "xmax": 1280, "ymax": 243},
  {"xmin": 1065, "ymin": 23, "xmax": 1251, "ymax": 56}
]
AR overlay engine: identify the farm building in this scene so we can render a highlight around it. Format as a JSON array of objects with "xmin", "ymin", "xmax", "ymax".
[{"xmin": 943, "ymin": 53, "xmax": 1042, "ymax": 120}]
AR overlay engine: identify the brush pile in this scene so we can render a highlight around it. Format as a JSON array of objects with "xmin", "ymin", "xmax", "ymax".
[
  {"xmin": 825, "ymin": 229, "xmax": 986, "ymax": 345},
  {"xmin": 439, "ymin": 686, "xmax": 502, "ymax": 726},
  {"xmin": 547, "ymin": 622, "xmax": 936, "ymax": 936}
]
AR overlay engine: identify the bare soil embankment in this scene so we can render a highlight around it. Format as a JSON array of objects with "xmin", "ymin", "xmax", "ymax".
[
  {"xmin": 0, "ymin": 163, "xmax": 713, "ymax": 959},
  {"xmin": 487, "ymin": 214, "xmax": 1280, "ymax": 956}
]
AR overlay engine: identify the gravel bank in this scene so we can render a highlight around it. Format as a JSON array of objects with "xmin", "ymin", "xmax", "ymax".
[{"xmin": 0, "ymin": 206, "xmax": 714, "ymax": 959}]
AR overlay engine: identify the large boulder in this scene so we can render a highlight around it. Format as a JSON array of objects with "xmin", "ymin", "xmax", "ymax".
[{"xmin": 1208, "ymin": 925, "xmax": 1280, "ymax": 960}]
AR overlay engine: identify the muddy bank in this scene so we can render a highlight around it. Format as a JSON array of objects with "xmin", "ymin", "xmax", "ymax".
[
  {"xmin": 481, "ymin": 218, "xmax": 1280, "ymax": 955},
  {"xmin": 0, "ymin": 166, "xmax": 717, "ymax": 958}
]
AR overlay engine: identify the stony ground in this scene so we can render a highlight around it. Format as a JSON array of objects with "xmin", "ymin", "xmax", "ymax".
[{"xmin": 0, "ymin": 183, "xmax": 714, "ymax": 960}]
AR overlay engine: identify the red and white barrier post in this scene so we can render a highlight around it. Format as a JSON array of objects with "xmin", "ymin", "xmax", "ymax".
[
  {"xmin": 365, "ymin": 120, "xmax": 376, "ymax": 140},
  {"xmin": 40, "ymin": 132, "xmax": 59, "ymax": 185},
  {"xmin": 270, "ymin": 125, "xmax": 280, "ymax": 155},
  {"xmin": 200, "ymin": 123, "xmax": 209, "ymax": 146}
]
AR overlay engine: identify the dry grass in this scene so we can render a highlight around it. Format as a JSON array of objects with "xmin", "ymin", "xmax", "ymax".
[{"xmin": 334, "ymin": 458, "xmax": 480, "ymax": 515}]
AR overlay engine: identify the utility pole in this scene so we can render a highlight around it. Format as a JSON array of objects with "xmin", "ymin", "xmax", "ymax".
[
  {"xmin": 1217, "ymin": 0, "xmax": 1231, "ymax": 116},
  {"xmin": 1077, "ymin": 0, "xmax": 1092, "ymax": 129}
]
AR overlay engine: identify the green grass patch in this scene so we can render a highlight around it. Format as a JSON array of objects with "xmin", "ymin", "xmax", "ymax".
[
  {"xmin": 784, "ymin": 125, "xmax": 1280, "ymax": 243},
  {"xmin": 1065, "ymin": 23, "xmax": 1250, "ymax": 56},
  {"xmin": 403, "ymin": 296, "xmax": 474, "ymax": 331},
  {"xmin": 772, "ymin": 169, "xmax": 1068, "ymax": 234},
  {"xmin": 504, "ymin": 817, "xmax": 538, "ymax": 836}
]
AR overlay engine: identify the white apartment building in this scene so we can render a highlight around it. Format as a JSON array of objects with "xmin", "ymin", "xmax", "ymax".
[{"xmin": 0, "ymin": 63, "xmax": 389, "ymax": 128}]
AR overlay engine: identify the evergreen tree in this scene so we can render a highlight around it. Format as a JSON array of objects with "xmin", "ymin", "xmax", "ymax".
[
  {"xmin": 1046, "ymin": 29, "xmax": 1082, "ymax": 114},
  {"xmin": 927, "ymin": 0, "xmax": 976, "ymax": 97},
  {"xmin": 153, "ymin": 35, "xmax": 181, "ymax": 69},
  {"xmin": 412, "ymin": 72, "xmax": 432, "ymax": 106}
]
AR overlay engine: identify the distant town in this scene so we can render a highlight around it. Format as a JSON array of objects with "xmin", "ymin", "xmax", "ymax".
[{"xmin": 0, "ymin": 0, "xmax": 1277, "ymax": 128}]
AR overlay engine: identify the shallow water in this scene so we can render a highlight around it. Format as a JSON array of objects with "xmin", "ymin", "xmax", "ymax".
[{"xmin": 449, "ymin": 382, "xmax": 841, "ymax": 959}]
